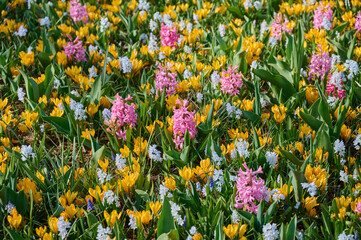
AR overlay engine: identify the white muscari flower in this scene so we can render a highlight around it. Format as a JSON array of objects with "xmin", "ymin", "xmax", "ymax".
[
  {"xmin": 337, "ymin": 231, "xmax": 354, "ymax": 240},
  {"xmin": 323, "ymin": 17, "xmax": 332, "ymax": 30},
  {"xmin": 327, "ymin": 96, "xmax": 338, "ymax": 107},
  {"xmin": 266, "ymin": 151, "xmax": 278, "ymax": 169},
  {"xmin": 129, "ymin": 215, "xmax": 137, "ymax": 230},
  {"xmin": 115, "ymin": 154, "xmax": 127, "ymax": 170},
  {"xmin": 213, "ymin": 169, "xmax": 224, "ymax": 191},
  {"xmin": 148, "ymin": 145, "xmax": 163, "ymax": 162},
  {"xmin": 159, "ymin": 184, "xmax": 169, "ymax": 200},
  {"xmin": 192, "ymin": 14, "xmax": 199, "ymax": 24},
  {"xmin": 196, "ymin": 92, "xmax": 203, "ymax": 103},
  {"xmin": 137, "ymin": 0, "xmax": 150, "ymax": 11},
  {"xmin": 119, "ymin": 56, "xmax": 133, "ymax": 73},
  {"xmin": 96, "ymin": 225, "xmax": 112, "ymax": 240},
  {"xmin": 57, "ymin": 216, "xmax": 71, "ymax": 240},
  {"xmin": 301, "ymin": 181, "xmax": 317, "ymax": 197},
  {"xmin": 102, "ymin": 109, "xmax": 111, "ymax": 122},
  {"xmin": 189, "ymin": 226, "xmax": 197, "ymax": 235},
  {"xmin": 100, "ymin": 17, "xmax": 110, "ymax": 32},
  {"xmin": 102, "ymin": 190, "xmax": 120, "ymax": 207},
  {"xmin": 163, "ymin": 14, "xmax": 173, "ymax": 28},
  {"xmin": 344, "ymin": 59, "xmax": 359, "ymax": 80},
  {"xmin": 211, "ymin": 71, "xmax": 220, "ymax": 88},
  {"xmin": 340, "ymin": 170, "xmax": 349, "ymax": 183},
  {"xmin": 212, "ymin": 151, "xmax": 224, "ymax": 166},
  {"xmin": 354, "ymin": 134, "xmax": 361, "ymax": 150},
  {"xmin": 158, "ymin": 52, "xmax": 166, "ymax": 60},
  {"xmin": 17, "ymin": 87, "xmax": 25, "ymax": 103},
  {"xmin": 148, "ymin": 33, "xmax": 159, "ymax": 53},
  {"xmin": 149, "ymin": 19, "xmax": 157, "ymax": 31},
  {"xmin": 295, "ymin": 202, "xmax": 301, "ymax": 209},
  {"xmin": 97, "ymin": 168, "xmax": 112, "ymax": 184},
  {"xmin": 186, "ymin": 23, "xmax": 193, "ymax": 34},
  {"xmin": 40, "ymin": 17, "xmax": 51, "ymax": 27},
  {"xmin": 254, "ymin": 1, "xmax": 262, "ymax": 9},
  {"xmin": 334, "ymin": 139, "xmax": 346, "ymax": 157},
  {"xmin": 260, "ymin": 20, "xmax": 268, "ymax": 35},
  {"xmin": 153, "ymin": 12, "xmax": 162, "ymax": 21},
  {"xmin": 269, "ymin": 37, "xmax": 277, "ymax": 48},
  {"xmin": 244, "ymin": 0, "xmax": 252, "ymax": 9},
  {"xmin": 170, "ymin": 201, "xmax": 184, "ymax": 226},
  {"xmin": 184, "ymin": 45, "xmax": 192, "ymax": 54},
  {"xmin": 88, "ymin": 65, "xmax": 98, "ymax": 78},
  {"xmin": 262, "ymin": 223, "xmax": 279, "ymax": 240},
  {"xmin": 218, "ymin": 24, "xmax": 226, "ymax": 37},
  {"xmin": 5, "ymin": 202, "xmax": 15, "ymax": 214},
  {"xmin": 69, "ymin": 99, "xmax": 87, "ymax": 121},
  {"xmin": 179, "ymin": 20, "xmax": 186, "ymax": 31},
  {"xmin": 21, "ymin": 145, "xmax": 35, "ymax": 161},
  {"xmin": 47, "ymin": 1, "xmax": 53, "ymax": 6},
  {"xmin": 233, "ymin": 139, "xmax": 250, "ymax": 159},
  {"xmin": 183, "ymin": 69, "xmax": 192, "ymax": 79},
  {"xmin": 89, "ymin": 45, "xmax": 98, "ymax": 52},
  {"xmin": 231, "ymin": 210, "xmax": 240, "ymax": 223}
]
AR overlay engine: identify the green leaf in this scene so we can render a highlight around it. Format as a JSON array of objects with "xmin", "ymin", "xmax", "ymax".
[
  {"xmin": 253, "ymin": 69, "xmax": 296, "ymax": 100},
  {"xmin": 279, "ymin": 149, "xmax": 303, "ymax": 166},
  {"xmin": 226, "ymin": 6, "xmax": 242, "ymax": 18},
  {"xmin": 42, "ymin": 116, "xmax": 70, "ymax": 134},
  {"xmin": 5, "ymin": 227, "xmax": 26, "ymax": 240},
  {"xmin": 157, "ymin": 198, "xmax": 176, "ymax": 237},
  {"xmin": 318, "ymin": 97, "xmax": 332, "ymax": 128},
  {"xmin": 299, "ymin": 111, "xmax": 322, "ymax": 131},
  {"xmin": 291, "ymin": 170, "xmax": 305, "ymax": 202},
  {"xmin": 89, "ymin": 75, "xmax": 102, "ymax": 104},
  {"xmin": 214, "ymin": 212, "xmax": 224, "ymax": 240},
  {"xmin": 286, "ymin": 215, "xmax": 297, "ymax": 240}
]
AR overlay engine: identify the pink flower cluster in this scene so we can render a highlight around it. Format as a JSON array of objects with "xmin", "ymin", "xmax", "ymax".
[
  {"xmin": 172, "ymin": 99, "xmax": 197, "ymax": 149},
  {"xmin": 326, "ymin": 81, "xmax": 346, "ymax": 99},
  {"xmin": 155, "ymin": 63, "xmax": 178, "ymax": 96},
  {"xmin": 63, "ymin": 37, "xmax": 86, "ymax": 62},
  {"xmin": 308, "ymin": 45, "xmax": 331, "ymax": 80},
  {"xmin": 106, "ymin": 94, "xmax": 137, "ymax": 140},
  {"xmin": 234, "ymin": 163, "xmax": 267, "ymax": 214},
  {"xmin": 356, "ymin": 11, "xmax": 361, "ymax": 34},
  {"xmin": 69, "ymin": 0, "xmax": 89, "ymax": 23},
  {"xmin": 270, "ymin": 13, "xmax": 293, "ymax": 41},
  {"xmin": 160, "ymin": 23, "xmax": 179, "ymax": 48},
  {"xmin": 313, "ymin": 3, "xmax": 333, "ymax": 29},
  {"xmin": 220, "ymin": 66, "xmax": 243, "ymax": 96}
]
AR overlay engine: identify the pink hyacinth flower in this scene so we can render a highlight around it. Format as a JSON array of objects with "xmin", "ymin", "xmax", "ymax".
[
  {"xmin": 234, "ymin": 163, "xmax": 268, "ymax": 214},
  {"xmin": 172, "ymin": 99, "xmax": 197, "ymax": 149},
  {"xmin": 160, "ymin": 23, "xmax": 179, "ymax": 48},
  {"xmin": 220, "ymin": 66, "xmax": 243, "ymax": 96},
  {"xmin": 63, "ymin": 37, "xmax": 86, "ymax": 62},
  {"xmin": 69, "ymin": 0, "xmax": 89, "ymax": 23}
]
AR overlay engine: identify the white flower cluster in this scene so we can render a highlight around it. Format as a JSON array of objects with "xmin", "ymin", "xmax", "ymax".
[
  {"xmin": 96, "ymin": 225, "xmax": 112, "ymax": 240},
  {"xmin": 100, "ymin": 17, "xmax": 110, "ymax": 32},
  {"xmin": 21, "ymin": 145, "xmax": 36, "ymax": 161},
  {"xmin": 354, "ymin": 134, "xmax": 361, "ymax": 150},
  {"xmin": 115, "ymin": 154, "xmax": 127, "ymax": 171},
  {"xmin": 301, "ymin": 181, "xmax": 317, "ymax": 197},
  {"xmin": 170, "ymin": 201, "xmax": 184, "ymax": 226},
  {"xmin": 148, "ymin": 145, "xmax": 163, "ymax": 162},
  {"xmin": 97, "ymin": 168, "xmax": 112, "ymax": 184},
  {"xmin": 148, "ymin": 33, "xmax": 159, "ymax": 52},
  {"xmin": 88, "ymin": 65, "xmax": 98, "ymax": 78},
  {"xmin": 18, "ymin": 88, "xmax": 26, "ymax": 103},
  {"xmin": 211, "ymin": 71, "xmax": 220, "ymax": 88},
  {"xmin": 262, "ymin": 223, "xmax": 279, "ymax": 240},
  {"xmin": 266, "ymin": 151, "xmax": 278, "ymax": 169},
  {"xmin": 218, "ymin": 24, "xmax": 226, "ymax": 37},
  {"xmin": 70, "ymin": 99, "xmax": 87, "ymax": 121},
  {"xmin": 129, "ymin": 214, "xmax": 137, "ymax": 230},
  {"xmin": 232, "ymin": 139, "xmax": 250, "ymax": 159},
  {"xmin": 57, "ymin": 216, "xmax": 71, "ymax": 240},
  {"xmin": 212, "ymin": 151, "xmax": 224, "ymax": 166},
  {"xmin": 15, "ymin": 25, "xmax": 27, "ymax": 37},
  {"xmin": 102, "ymin": 190, "xmax": 120, "ymax": 207},
  {"xmin": 334, "ymin": 139, "xmax": 346, "ymax": 157},
  {"xmin": 40, "ymin": 17, "xmax": 51, "ymax": 27},
  {"xmin": 226, "ymin": 103, "xmax": 242, "ymax": 119},
  {"xmin": 119, "ymin": 56, "xmax": 133, "ymax": 73},
  {"xmin": 159, "ymin": 184, "xmax": 172, "ymax": 200},
  {"xmin": 5, "ymin": 202, "xmax": 15, "ymax": 214},
  {"xmin": 344, "ymin": 60, "xmax": 359, "ymax": 80},
  {"xmin": 338, "ymin": 231, "xmax": 354, "ymax": 240},
  {"xmin": 340, "ymin": 170, "xmax": 349, "ymax": 183},
  {"xmin": 267, "ymin": 189, "xmax": 285, "ymax": 202},
  {"xmin": 323, "ymin": 17, "xmax": 332, "ymax": 30},
  {"xmin": 137, "ymin": 0, "xmax": 150, "ymax": 12},
  {"xmin": 213, "ymin": 169, "xmax": 224, "ymax": 191}
]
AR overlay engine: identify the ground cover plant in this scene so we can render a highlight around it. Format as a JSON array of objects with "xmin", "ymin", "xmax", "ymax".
[{"xmin": 1, "ymin": 0, "xmax": 361, "ymax": 239}]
